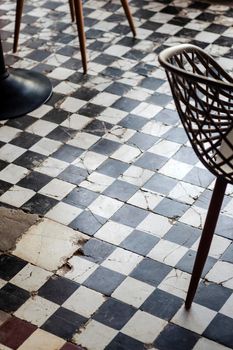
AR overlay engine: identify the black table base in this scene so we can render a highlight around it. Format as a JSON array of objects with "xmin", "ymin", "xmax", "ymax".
[
  {"xmin": 0, "ymin": 68, "xmax": 52, "ymax": 120},
  {"xmin": 0, "ymin": 35, "xmax": 52, "ymax": 120}
]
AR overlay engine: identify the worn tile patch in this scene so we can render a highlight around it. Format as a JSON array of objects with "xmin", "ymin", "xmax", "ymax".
[
  {"xmin": 13, "ymin": 218, "xmax": 89, "ymax": 271},
  {"xmin": 0, "ymin": 208, "xmax": 39, "ymax": 252}
]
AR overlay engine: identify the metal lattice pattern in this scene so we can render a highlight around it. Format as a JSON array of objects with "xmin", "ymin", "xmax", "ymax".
[{"xmin": 159, "ymin": 44, "xmax": 233, "ymax": 183}]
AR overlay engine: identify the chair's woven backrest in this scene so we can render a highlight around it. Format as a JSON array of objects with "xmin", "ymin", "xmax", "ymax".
[{"xmin": 159, "ymin": 44, "xmax": 233, "ymax": 183}]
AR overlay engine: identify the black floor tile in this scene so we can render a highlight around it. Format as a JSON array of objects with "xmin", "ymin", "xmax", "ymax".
[
  {"xmin": 0, "ymin": 255, "xmax": 27, "ymax": 281},
  {"xmin": 97, "ymin": 159, "xmax": 129, "ymax": 178},
  {"xmin": 84, "ymin": 266, "xmax": 125, "ymax": 296},
  {"xmin": 17, "ymin": 171, "xmax": 52, "ymax": 192},
  {"xmin": 82, "ymin": 239, "xmax": 115, "ymax": 264},
  {"xmin": 106, "ymin": 333, "xmax": 145, "ymax": 350},
  {"xmin": 38, "ymin": 276, "xmax": 80, "ymax": 305},
  {"xmin": 63, "ymin": 188, "xmax": 98, "ymax": 209},
  {"xmin": 141, "ymin": 289, "xmax": 183, "ymax": 321},
  {"xmin": 194, "ymin": 281, "xmax": 232, "ymax": 312},
  {"xmin": 93, "ymin": 299, "xmax": 136, "ymax": 330},
  {"xmin": 204, "ymin": 314, "xmax": 233, "ymax": 349},
  {"xmin": 22, "ymin": 193, "xmax": 58, "ymax": 215},
  {"xmin": 103, "ymin": 180, "xmax": 138, "ymax": 202},
  {"xmin": 130, "ymin": 258, "xmax": 171, "ymax": 287},
  {"xmin": 120, "ymin": 230, "xmax": 159, "ymax": 256},
  {"xmin": 111, "ymin": 204, "xmax": 148, "ymax": 228},
  {"xmin": 154, "ymin": 324, "xmax": 200, "ymax": 350},
  {"xmin": 69, "ymin": 210, "xmax": 106, "ymax": 236},
  {"xmin": 164, "ymin": 222, "xmax": 201, "ymax": 248},
  {"xmin": 0, "ymin": 283, "xmax": 30, "ymax": 313},
  {"xmin": 176, "ymin": 250, "xmax": 217, "ymax": 278},
  {"xmin": 41, "ymin": 307, "xmax": 87, "ymax": 340}
]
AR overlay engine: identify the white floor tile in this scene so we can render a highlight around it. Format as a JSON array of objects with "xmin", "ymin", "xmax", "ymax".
[
  {"xmin": 112, "ymin": 276, "xmax": 155, "ymax": 308},
  {"xmin": 61, "ymin": 114, "xmax": 90, "ymax": 130},
  {"xmin": 95, "ymin": 221, "xmax": 133, "ymax": 245},
  {"xmin": 111, "ymin": 145, "xmax": 141, "ymax": 163},
  {"xmin": 149, "ymin": 139, "xmax": 181, "ymax": 158},
  {"xmin": 220, "ymin": 294, "xmax": 233, "ymax": 319},
  {"xmin": 0, "ymin": 144, "xmax": 25, "ymax": 162},
  {"xmin": 179, "ymin": 206, "xmax": 207, "ymax": 229},
  {"xmin": 13, "ymin": 218, "xmax": 88, "ymax": 271},
  {"xmin": 206, "ymin": 261, "xmax": 233, "ymax": 289},
  {"xmin": 10, "ymin": 264, "xmax": 52, "ymax": 292},
  {"xmin": 59, "ymin": 256, "xmax": 98, "ymax": 284},
  {"xmin": 0, "ymin": 185, "xmax": 35, "ymax": 207},
  {"xmin": 148, "ymin": 239, "xmax": 188, "ymax": 266},
  {"xmin": 159, "ymin": 159, "xmax": 193, "ymax": 180},
  {"xmin": 102, "ymin": 247, "xmax": 142, "ymax": 275},
  {"xmin": 80, "ymin": 172, "xmax": 114, "ymax": 193},
  {"xmin": 63, "ymin": 286, "xmax": 105, "ymax": 317},
  {"xmin": 73, "ymin": 151, "xmax": 107, "ymax": 171},
  {"xmin": 191, "ymin": 235, "xmax": 231, "ymax": 259},
  {"xmin": 0, "ymin": 164, "xmax": 29, "ymax": 184},
  {"xmin": 73, "ymin": 320, "xmax": 117, "ymax": 350},
  {"xmin": 88, "ymin": 195, "xmax": 123, "ymax": 219},
  {"xmin": 45, "ymin": 202, "xmax": 82, "ymax": 225},
  {"xmin": 18, "ymin": 329, "xmax": 65, "ymax": 350},
  {"xmin": 128, "ymin": 189, "xmax": 163, "ymax": 210},
  {"xmin": 26, "ymin": 120, "xmax": 57, "ymax": 137},
  {"xmin": 30, "ymin": 138, "xmax": 62, "ymax": 156},
  {"xmin": 35, "ymin": 157, "xmax": 68, "ymax": 177},
  {"xmin": 39, "ymin": 178, "xmax": 75, "ymax": 200},
  {"xmin": 137, "ymin": 212, "xmax": 172, "ymax": 238},
  {"xmin": 14, "ymin": 295, "xmax": 59, "ymax": 326},
  {"xmin": 158, "ymin": 268, "xmax": 190, "ymax": 299},
  {"xmin": 122, "ymin": 310, "xmax": 167, "ymax": 343},
  {"xmin": 120, "ymin": 165, "xmax": 153, "ymax": 187},
  {"xmin": 172, "ymin": 303, "xmax": 217, "ymax": 334},
  {"xmin": 169, "ymin": 182, "xmax": 204, "ymax": 205},
  {"xmin": 193, "ymin": 337, "xmax": 232, "ymax": 350}
]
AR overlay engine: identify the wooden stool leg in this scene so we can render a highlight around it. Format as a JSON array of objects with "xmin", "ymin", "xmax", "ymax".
[
  {"xmin": 120, "ymin": 0, "xmax": 136, "ymax": 37},
  {"xmin": 73, "ymin": 0, "xmax": 87, "ymax": 74},
  {"xmin": 185, "ymin": 176, "xmax": 227, "ymax": 310},
  {"xmin": 68, "ymin": 0, "xmax": 75, "ymax": 22},
  {"xmin": 13, "ymin": 0, "xmax": 24, "ymax": 53}
]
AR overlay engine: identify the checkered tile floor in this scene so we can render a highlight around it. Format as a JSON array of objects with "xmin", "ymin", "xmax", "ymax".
[{"xmin": 0, "ymin": 0, "xmax": 233, "ymax": 349}]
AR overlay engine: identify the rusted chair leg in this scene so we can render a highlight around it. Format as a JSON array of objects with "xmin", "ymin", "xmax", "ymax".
[
  {"xmin": 13, "ymin": 0, "xmax": 24, "ymax": 53},
  {"xmin": 120, "ymin": 0, "xmax": 136, "ymax": 37},
  {"xmin": 185, "ymin": 176, "xmax": 227, "ymax": 310},
  {"xmin": 73, "ymin": 0, "xmax": 87, "ymax": 74},
  {"xmin": 68, "ymin": 0, "xmax": 75, "ymax": 22}
]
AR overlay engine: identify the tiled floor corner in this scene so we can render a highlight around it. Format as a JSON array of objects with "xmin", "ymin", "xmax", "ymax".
[{"xmin": 0, "ymin": 0, "xmax": 233, "ymax": 349}]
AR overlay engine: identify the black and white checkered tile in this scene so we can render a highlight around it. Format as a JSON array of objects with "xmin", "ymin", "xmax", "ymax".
[{"xmin": 0, "ymin": 0, "xmax": 233, "ymax": 349}]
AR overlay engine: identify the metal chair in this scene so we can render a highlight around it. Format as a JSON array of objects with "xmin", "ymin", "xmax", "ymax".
[
  {"xmin": 13, "ymin": 0, "xmax": 136, "ymax": 73},
  {"xmin": 158, "ymin": 44, "xmax": 233, "ymax": 309}
]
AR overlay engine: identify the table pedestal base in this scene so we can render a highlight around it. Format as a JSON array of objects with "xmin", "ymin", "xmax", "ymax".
[{"xmin": 0, "ymin": 68, "xmax": 52, "ymax": 120}]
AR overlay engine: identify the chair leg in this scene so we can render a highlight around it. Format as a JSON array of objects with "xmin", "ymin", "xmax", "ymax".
[
  {"xmin": 120, "ymin": 0, "xmax": 136, "ymax": 37},
  {"xmin": 68, "ymin": 0, "xmax": 75, "ymax": 22},
  {"xmin": 73, "ymin": 0, "xmax": 87, "ymax": 74},
  {"xmin": 185, "ymin": 176, "xmax": 227, "ymax": 310},
  {"xmin": 13, "ymin": 0, "xmax": 24, "ymax": 53}
]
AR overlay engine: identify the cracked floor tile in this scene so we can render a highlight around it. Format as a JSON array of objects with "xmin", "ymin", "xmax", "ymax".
[{"xmin": 13, "ymin": 218, "xmax": 89, "ymax": 271}]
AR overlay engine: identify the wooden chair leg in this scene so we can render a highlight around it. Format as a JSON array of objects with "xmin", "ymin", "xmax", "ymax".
[
  {"xmin": 120, "ymin": 0, "xmax": 136, "ymax": 37},
  {"xmin": 73, "ymin": 0, "xmax": 87, "ymax": 74},
  {"xmin": 185, "ymin": 176, "xmax": 227, "ymax": 310},
  {"xmin": 68, "ymin": 0, "xmax": 75, "ymax": 22},
  {"xmin": 13, "ymin": 0, "xmax": 24, "ymax": 53}
]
